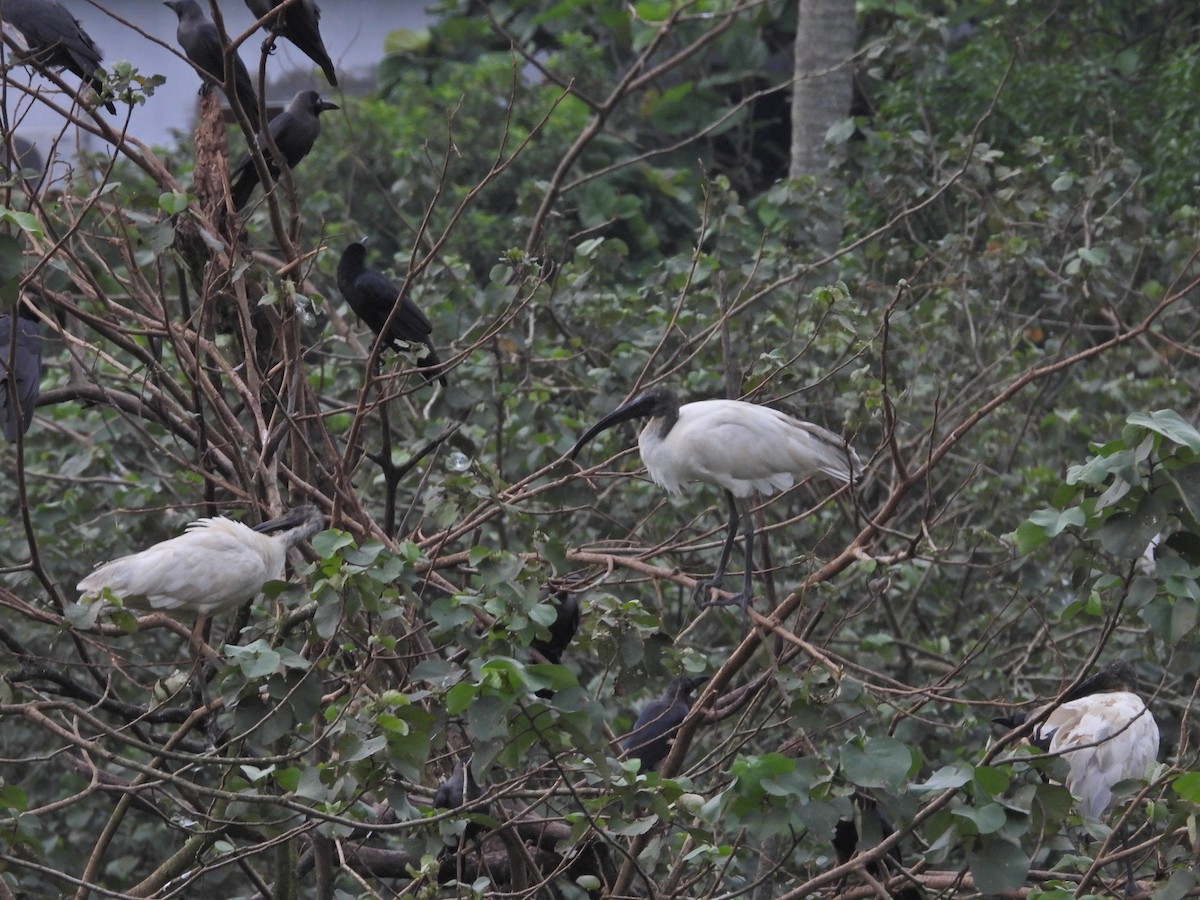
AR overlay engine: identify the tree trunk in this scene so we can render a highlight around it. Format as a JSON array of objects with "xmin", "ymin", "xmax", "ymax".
[{"xmin": 790, "ymin": 0, "xmax": 855, "ymax": 251}]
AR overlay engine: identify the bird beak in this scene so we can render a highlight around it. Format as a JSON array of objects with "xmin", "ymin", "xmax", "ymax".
[
  {"xmin": 319, "ymin": 100, "xmax": 340, "ymax": 113},
  {"xmin": 991, "ymin": 713, "xmax": 1026, "ymax": 729},
  {"xmin": 252, "ymin": 505, "xmax": 323, "ymax": 533},
  {"xmin": 569, "ymin": 392, "xmax": 657, "ymax": 460},
  {"xmin": 687, "ymin": 674, "xmax": 711, "ymax": 691}
]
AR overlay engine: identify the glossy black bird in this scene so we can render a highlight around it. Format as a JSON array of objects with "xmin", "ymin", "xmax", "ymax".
[
  {"xmin": 0, "ymin": 305, "xmax": 43, "ymax": 442},
  {"xmin": 530, "ymin": 591, "xmax": 581, "ymax": 665},
  {"xmin": 621, "ymin": 675, "xmax": 708, "ymax": 772},
  {"xmin": 1, "ymin": 0, "xmax": 115, "ymax": 113},
  {"xmin": 229, "ymin": 89, "xmax": 337, "ymax": 209},
  {"xmin": 164, "ymin": 0, "xmax": 259, "ymax": 128},
  {"xmin": 433, "ymin": 759, "xmax": 488, "ymax": 845},
  {"xmin": 244, "ymin": 0, "xmax": 337, "ymax": 87},
  {"xmin": 336, "ymin": 239, "xmax": 447, "ymax": 386}
]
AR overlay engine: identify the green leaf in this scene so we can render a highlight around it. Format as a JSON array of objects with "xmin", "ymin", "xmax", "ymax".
[
  {"xmin": 1172, "ymin": 771, "xmax": 1200, "ymax": 803},
  {"xmin": 913, "ymin": 764, "xmax": 974, "ymax": 792},
  {"xmin": 158, "ymin": 192, "xmax": 189, "ymax": 215},
  {"xmin": 967, "ymin": 837, "xmax": 1029, "ymax": 893},
  {"xmin": 1129, "ymin": 410, "xmax": 1200, "ymax": 453},
  {"xmin": 226, "ymin": 641, "xmax": 282, "ymax": 679},
  {"xmin": 840, "ymin": 736, "xmax": 913, "ymax": 790},
  {"xmin": 953, "ymin": 801, "xmax": 1007, "ymax": 835}
]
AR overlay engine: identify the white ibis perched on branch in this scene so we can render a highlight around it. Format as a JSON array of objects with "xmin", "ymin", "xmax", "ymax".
[
  {"xmin": 569, "ymin": 387, "xmax": 863, "ymax": 611},
  {"xmin": 77, "ymin": 505, "xmax": 326, "ymax": 616},
  {"xmin": 994, "ymin": 660, "xmax": 1159, "ymax": 894}
]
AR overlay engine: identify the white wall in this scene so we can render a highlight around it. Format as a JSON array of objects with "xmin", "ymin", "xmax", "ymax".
[{"xmin": 3, "ymin": 0, "xmax": 430, "ymax": 163}]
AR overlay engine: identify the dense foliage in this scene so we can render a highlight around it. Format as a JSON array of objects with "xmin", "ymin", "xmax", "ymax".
[{"xmin": 2, "ymin": 0, "xmax": 1198, "ymax": 897}]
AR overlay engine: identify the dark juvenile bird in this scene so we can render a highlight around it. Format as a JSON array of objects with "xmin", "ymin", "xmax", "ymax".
[
  {"xmin": 433, "ymin": 758, "xmax": 488, "ymax": 845},
  {"xmin": 530, "ymin": 590, "xmax": 581, "ymax": 665},
  {"xmin": 77, "ymin": 505, "xmax": 325, "ymax": 616},
  {"xmin": 229, "ymin": 89, "xmax": 337, "ymax": 209},
  {"xmin": 0, "ymin": 304, "xmax": 43, "ymax": 441},
  {"xmin": 994, "ymin": 661, "xmax": 1159, "ymax": 895},
  {"xmin": 1, "ymin": 0, "xmax": 115, "ymax": 113},
  {"xmin": 164, "ymin": 0, "xmax": 259, "ymax": 128},
  {"xmin": 336, "ymin": 238, "xmax": 447, "ymax": 386},
  {"xmin": 570, "ymin": 387, "xmax": 862, "ymax": 611},
  {"xmin": 244, "ymin": 0, "xmax": 337, "ymax": 87},
  {"xmin": 621, "ymin": 674, "xmax": 708, "ymax": 772},
  {"xmin": 832, "ymin": 792, "xmax": 923, "ymax": 900}
]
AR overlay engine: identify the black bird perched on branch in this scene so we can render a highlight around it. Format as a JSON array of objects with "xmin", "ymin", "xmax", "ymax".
[
  {"xmin": 336, "ymin": 238, "xmax": 447, "ymax": 386},
  {"xmin": 530, "ymin": 591, "xmax": 581, "ymax": 665},
  {"xmin": 164, "ymin": 0, "xmax": 260, "ymax": 129},
  {"xmin": 433, "ymin": 759, "xmax": 488, "ymax": 846},
  {"xmin": 0, "ymin": 304, "xmax": 42, "ymax": 442},
  {"xmin": 621, "ymin": 675, "xmax": 708, "ymax": 772},
  {"xmin": 244, "ymin": 0, "xmax": 337, "ymax": 87},
  {"xmin": 229, "ymin": 89, "xmax": 337, "ymax": 209},
  {"xmin": 1, "ymin": 0, "xmax": 115, "ymax": 113},
  {"xmin": 832, "ymin": 792, "xmax": 923, "ymax": 900}
]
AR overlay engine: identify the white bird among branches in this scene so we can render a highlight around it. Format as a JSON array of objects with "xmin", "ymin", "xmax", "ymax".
[
  {"xmin": 570, "ymin": 386, "xmax": 862, "ymax": 611},
  {"xmin": 77, "ymin": 505, "xmax": 326, "ymax": 616},
  {"xmin": 995, "ymin": 660, "xmax": 1160, "ymax": 894}
]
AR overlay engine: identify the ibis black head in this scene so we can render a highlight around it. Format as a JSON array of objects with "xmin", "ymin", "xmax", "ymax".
[
  {"xmin": 569, "ymin": 386, "xmax": 680, "ymax": 460},
  {"xmin": 1064, "ymin": 659, "xmax": 1138, "ymax": 701},
  {"xmin": 252, "ymin": 505, "xmax": 326, "ymax": 546}
]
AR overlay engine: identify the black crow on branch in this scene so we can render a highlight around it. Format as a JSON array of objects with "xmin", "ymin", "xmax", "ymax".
[
  {"xmin": 244, "ymin": 0, "xmax": 337, "ymax": 87},
  {"xmin": 336, "ymin": 238, "xmax": 447, "ymax": 387},
  {"xmin": 229, "ymin": 89, "xmax": 337, "ymax": 209},
  {"xmin": 164, "ymin": 0, "xmax": 260, "ymax": 129},
  {"xmin": 1, "ymin": 0, "xmax": 115, "ymax": 113}
]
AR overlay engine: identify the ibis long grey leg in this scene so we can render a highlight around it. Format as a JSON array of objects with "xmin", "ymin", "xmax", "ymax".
[{"xmin": 697, "ymin": 491, "xmax": 754, "ymax": 612}]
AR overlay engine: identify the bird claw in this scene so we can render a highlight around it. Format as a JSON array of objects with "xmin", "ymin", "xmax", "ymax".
[{"xmin": 694, "ymin": 581, "xmax": 752, "ymax": 613}]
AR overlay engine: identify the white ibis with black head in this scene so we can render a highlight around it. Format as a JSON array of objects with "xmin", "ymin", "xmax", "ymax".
[
  {"xmin": 995, "ymin": 660, "xmax": 1159, "ymax": 894},
  {"xmin": 77, "ymin": 505, "xmax": 326, "ymax": 616},
  {"xmin": 570, "ymin": 386, "xmax": 863, "ymax": 611}
]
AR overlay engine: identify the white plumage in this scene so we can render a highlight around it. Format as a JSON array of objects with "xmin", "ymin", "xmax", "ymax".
[
  {"xmin": 570, "ymin": 386, "xmax": 862, "ymax": 610},
  {"xmin": 637, "ymin": 398, "xmax": 861, "ymax": 496},
  {"xmin": 1037, "ymin": 685, "xmax": 1159, "ymax": 820},
  {"xmin": 997, "ymin": 661, "xmax": 1160, "ymax": 894},
  {"xmin": 77, "ymin": 506, "xmax": 325, "ymax": 616}
]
